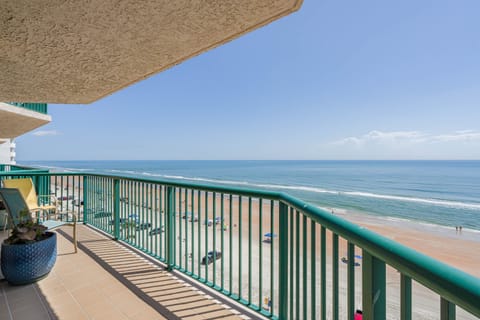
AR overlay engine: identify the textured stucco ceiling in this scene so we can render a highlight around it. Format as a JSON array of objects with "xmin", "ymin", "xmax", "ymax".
[{"xmin": 0, "ymin": 0, "xmax": 302, "ymax": 104}]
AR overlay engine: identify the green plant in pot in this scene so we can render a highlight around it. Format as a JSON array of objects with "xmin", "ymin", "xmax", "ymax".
[
  {"xmin": 0, "ymin": 200, "xmax": 6, "ymax": 229},
  {"xmin": 1, "ymin": 209, "xmax": 57, "ymax": 285},
  {"xmin": 5, "ymin": 216, "xmax": 49, "ymax": 244}
]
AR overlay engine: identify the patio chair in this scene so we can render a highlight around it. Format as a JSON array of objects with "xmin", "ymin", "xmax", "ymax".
[
  {"xmin": 2, "ymin": 178, "xmax": 57, "ymax": 219},
  {"xmin": 0, "ymin": 188, "xmax": 77, "ymax": 252}
]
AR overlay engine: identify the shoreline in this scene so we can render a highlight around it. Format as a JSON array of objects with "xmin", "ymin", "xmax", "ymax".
[
  {"xmin": 322, "ymin": 206, "xmax": 480, "ymax": 278},
  {"xmin": 324, "ymin": 205, "xmax": 480, "ymax": 242}
]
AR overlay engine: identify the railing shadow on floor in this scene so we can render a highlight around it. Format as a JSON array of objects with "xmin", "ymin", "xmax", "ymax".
[{"xmin": 57, "ymin": 227, "xmax": 261, "ymax": 320}]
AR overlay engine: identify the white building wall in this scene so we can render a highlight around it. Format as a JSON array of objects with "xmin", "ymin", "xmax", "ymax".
[{"xmin": 0, "ymin": 139, "xmax": 15, "ymax": 164}]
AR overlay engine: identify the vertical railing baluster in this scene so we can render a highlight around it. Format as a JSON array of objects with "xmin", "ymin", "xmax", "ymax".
[
  {"xmin": 140, "ymin": 182, "xmax": 143, "ymax": 248},
  {"xmin": 166, "ymin": 186, "xmax": 174, "ymax": 270},
  {"xmin": 191, "ymin": 189, "xmax": 195, "ymax": 272},
  {"xmin": 197, "ymin": 190, "xmax": 201, "ymax": 276},
  {"xmin": 173, "ymin": 188, "xmax": 177, "ymax": 267},
  {"xmin": 278, "ymin": 202, "xmax": 288, "ymax": 320},
  {"xmin": 248, "ymin": 196, "xmax": 252, "ymax": 303},
  {"xmin": 205, "ymin": 192, "xmax": 209, "ymax": 282},
  {"xmin": 154, "ymin": 184, "xmax": 158, "ymax": 257},
  {"xmin": 303, "ymin": 215, "xmax": 307, "ymax": 319},
  {"xmin": 362, "ymin": 251, "xmax": 386, "ymax": 319},
  {"xmin": 333, "ymin": 233, "xmax": 339, "ymax": 320},
  {"xmin": 149, "ymin": 184, "xmax": 153, "ymax": 255},
  {"xmin": 348, "ymin": 242, "xmax": 355, "ymax": 320},
  {"xmin": 83, "ymin": 176, "xmax": 87, "ymax": 224},
  {"xmin": 113, "ymin": 179, "xmax": 120, "ymax": 240},
  {"xmin": 60, "ymin": 175, "xmax": 64, "ymax": 213},
  {"xmin": 441, "ymin": 298, "xmax": 456, "ymax": 320},
  {"xmin": 221, "ymin": 193, "xmax": 225, "ymax": 289},
  {"xmin": 270, "ymin": 200, "xmax": 275, "ymax": 316},
  {"xmin": 184, "ymin": 188, "xmax": 188, "ymax": 271},
  {"xmin": 229, "ymin": 194, "xmax": 233, "ymax": 294},
  {"xmin": 311, "ymin": 220, "xmax": 316, "ymax": 319},
  {"xmin": 321, "ymin": 226, "xmax": 326, "ymax": 320},
  {"xmin": 401, "ymin": 274, "xmax": 412, "ymax": 320},
  {"xmin": 179, "ymin": 188, "xmax": 183, "ymax": 269},
  {"xmin": 238, "ymin": 196, "xmax": 243, "ymax": 298},
  {"xmin": 295, "ymin": 210, "xmax": 300, "ymax": 319},
  {"xmin": 161, "ymin": 186, "xmax": 165, "ymax": 259},
  {"xmin": 213, "ymin": 192, "xmax": 217, "ymax": 287},
  {"xmin": 289, "ymin": 208, "xmax": 294, "ymax": 320},
  {"xmin": 258, "ymin": 198, "xmax": 263, "ymax": 310}
]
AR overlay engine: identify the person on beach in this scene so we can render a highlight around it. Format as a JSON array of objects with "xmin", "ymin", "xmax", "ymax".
[{"xmin": 355, "ymin": 309, "xmax": 363, "ymax": 320}]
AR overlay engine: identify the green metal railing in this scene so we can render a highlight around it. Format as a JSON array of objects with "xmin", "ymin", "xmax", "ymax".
[
  {"xmin": 1, "ymin": 170, "xmax": 479, "ymax": 319},
  {"xmin": 0, "ymin": 164, "xmax": 40, "ymax": 172},
  {"xmin": 5, "ymin": 102, "xmax": 48, "ymax": 114}
]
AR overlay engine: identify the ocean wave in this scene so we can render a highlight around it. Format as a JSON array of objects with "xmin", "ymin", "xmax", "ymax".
[
  {"xmin": 344, "ymin": 191, "xmax": 480, "ymax": 210},
  {"xmin": 62, "ymin": 168, "xmax": 480, "ymax": 211},
  {"xmin": 21, "ymin": 164, "xmax": 92, "ymax": 172},
  {"xmin": 142, "ymin": 174, "xmax": 480, "ymax": 210}
]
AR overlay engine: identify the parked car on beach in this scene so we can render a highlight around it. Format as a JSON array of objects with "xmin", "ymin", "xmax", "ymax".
[
  {"xmin": 149, "ymin": 226, "xmax": 164, "ymax": 236},
  {"xmin": 201, "ymin": 250, "xmax": 222, "ymax": 265},
  {"xmin": 182, "ymin": 212, "xmax": 198, "ymax": 222}
]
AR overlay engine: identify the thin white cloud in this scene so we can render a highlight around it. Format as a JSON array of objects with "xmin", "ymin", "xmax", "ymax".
[
  {"xmin": 332, "ymin": 130, "xmax": 427, "ymax": 146},
  {"xmin": 332, "ymin": 130, "xmax": 480, "ymax": 146},
  {"xmin": 322, "ymin": 130, "xmax": 480, "ymax": 159},
  {"xmin": 431, "ymin": 131, "xmax": 480, "ymax": 143},
  {"xmin": 32, "ymin": 130, "xmax": 60, "ymax": 137}
]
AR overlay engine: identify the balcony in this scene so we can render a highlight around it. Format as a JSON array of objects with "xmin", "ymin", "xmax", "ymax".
[
  {"xmin": 1, "ymin": 168, "xmax": 480, "ymax": 319},
  {"xmin": 0, "ymin": 225, "xmax": 251, "ymax": 320},
  {"xmin": 0, "ymin": 102, "xmax": 51, "ymax": 139},
  {"xmin": 6, "ymin": 103, "xmax": 48, "ymax": 115}
]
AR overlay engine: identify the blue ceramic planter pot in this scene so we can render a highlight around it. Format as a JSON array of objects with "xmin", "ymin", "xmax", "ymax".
[{"xmin": 1, "ymin": 232, "xmax": 57, "ymax": 285}]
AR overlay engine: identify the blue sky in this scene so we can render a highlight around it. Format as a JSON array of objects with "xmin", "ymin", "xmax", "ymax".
[{"xmin": 18, "ymin": 0, "xmax": 480, "ymax": 160}]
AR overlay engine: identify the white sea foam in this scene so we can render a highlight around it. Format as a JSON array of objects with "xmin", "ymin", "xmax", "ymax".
[
  {"xmin": 46, "ymin": 166, "xmax": 479, "ymax": 212},
  {"xmin": 144, "ymin": 174, "xmax": 480, "ymax": 210},
  {"xmin": 344, "ymin": 191, "xmax": 480, "ymax": 210},
  {"xmin": 22, "ymin": 164, "xmax": 91, "ymax": 172}
]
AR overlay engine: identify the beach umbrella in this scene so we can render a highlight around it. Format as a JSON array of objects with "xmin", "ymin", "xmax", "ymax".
[
  {"xmin": 355, "ymin": 255, "xmax": 362, "ymax": 259},
  {"xmin": 264, "ymin": 232, "xmax": 277, "ymax": 238}
]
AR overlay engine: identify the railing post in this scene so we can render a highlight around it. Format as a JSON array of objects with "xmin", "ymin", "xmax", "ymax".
[
  {"xmin": 166, "ymin": 186, "xmax": 174, "ymax": 271},
  {"xmin": 113, "ymin": 179, "xmax": 120, "ymax": 240},
  {"xmin": 362, "ymin": 251, "xmax": 386, "ymax": 320},
  {"xmin": 278, "ymin": 202, "xmax": 288, "ymax": 319}
]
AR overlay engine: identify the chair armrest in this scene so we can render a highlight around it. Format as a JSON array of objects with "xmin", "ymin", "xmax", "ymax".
[{"xmin": 38, "ymin": 194, "xmax": 59, "ymax": 206}]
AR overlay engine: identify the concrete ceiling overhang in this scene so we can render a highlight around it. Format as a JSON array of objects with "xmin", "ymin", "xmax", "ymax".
[
  {"xmin": 0, "ymin": 0, "xmax": 303, "ymax": 104},
  {"xmin": 0, "ymin": 103, "xmax": 51, "ymax": 139}
]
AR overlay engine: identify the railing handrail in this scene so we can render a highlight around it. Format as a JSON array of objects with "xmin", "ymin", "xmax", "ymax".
[{"xmin": 1, "ymin": 170, "xmax": 479, "ymax": 316}]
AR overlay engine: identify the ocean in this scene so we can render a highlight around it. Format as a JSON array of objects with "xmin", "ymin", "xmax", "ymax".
[{"xmin": 22, "ymin": 160, "xmax": 480, "ymax": 233}]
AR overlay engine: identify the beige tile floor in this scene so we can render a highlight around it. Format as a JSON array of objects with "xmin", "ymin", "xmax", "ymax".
[{"xmin": 0, "ymin": 225, "xmax": 255, "ymax": 320}]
